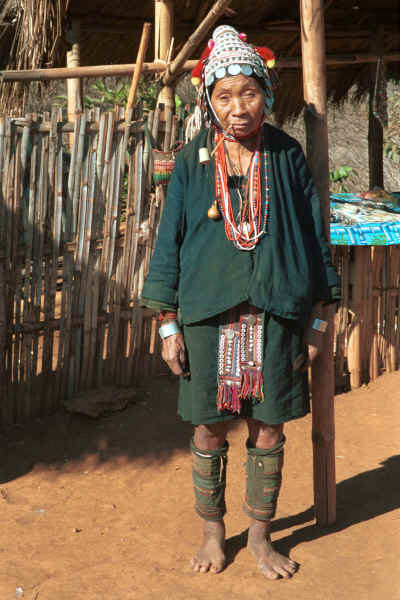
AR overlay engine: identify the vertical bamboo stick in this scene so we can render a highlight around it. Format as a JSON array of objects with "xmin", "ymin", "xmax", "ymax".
[
  {"xmin": 20, "ymin": 118, "xmax": 37, "ymax": 419},
  {"xmin": 0, "ymin": 257, "xmax": 5, "ymax": 417},
  {"xmin": 41, "ymin": 110, "xmax": 57, "ymax": 412},
  {"xmin": 0, "ymin": 118, "xmax": 5, "ymax": 412},
  {"xmin": 88, "ymin": 255, "xmax": 100, "ymax": 389},
  {"xmin": 60, "ymin": 114, "xmax": 86, "ymax": 401},
  {"xmin": 126, "ymin": 140, "xmax": 144, "ymax": 380},
  {"xmin": 369, "ymin": 247, "xmax": 384, "ymax": 380},
  {"xmin": 108, "ymin": 108, "xmax": 126, "ymax": 379},
  {"xmin": 394, "ymin": 248, "xmax": 400, "ymax": 370},
  {"xmin": 362, "ymin": 247, "xmax": 373, "ymax": 382},
  {"xmin": 81, "ymin": 122, "xmax": 98, "ymax": 387},
  {"xmin": 334, "ymin": 247, "xmax": 348, "ymax": 386},
  {"xmin": 11, "ymin": 128, "xmax": 22, "ymax": 417},
  {"xmin": 66, "ymin": 20, "xmax": 82, "ymax": 150},
  {"xmin": 347, "ymin": 247, "xmax": 366, "ymax": 388},
  {"xmin": 97, "ymin": 112, "xmax": 115, "ymax": 387},
  {"xmin": 386, "ymin": 248, "xmax": 399, "ymax": 372},
  {"xmin": 155, "ymin": 0, "xmax": 175, "ymax": 114},
  {"xmin": 3, "ymin": 118, "xmax": 15, "ymax": 422},
  {"xmin": 73, "ymin": 111, "xmax": 91, "ymax": 391},
  {"xmin": 300, "ymin": 0, "xmax": 336, "ymax": 527},
  {"xmin": 52, "ymin": 110, "xmax": 64, "ymax": 409}
]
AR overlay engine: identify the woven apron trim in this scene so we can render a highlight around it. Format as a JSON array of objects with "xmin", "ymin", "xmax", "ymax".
[{"xmin": 217, "ymin": 305, "xmax": 264, "ymax": 414}]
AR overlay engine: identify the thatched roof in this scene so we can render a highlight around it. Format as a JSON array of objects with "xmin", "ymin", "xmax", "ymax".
[{"xmin": 1, "ymin": 0, "xmax": 400, "ymax": 119}]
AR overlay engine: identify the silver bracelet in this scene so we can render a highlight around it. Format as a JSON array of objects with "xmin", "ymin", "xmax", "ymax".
[
  {"xmin": 312, "ymin": 318, "xmax": 328, "ymax": 333},
  {"xmin": 159, "ymin": 320, "xmax": 181, "ymax": 339}
]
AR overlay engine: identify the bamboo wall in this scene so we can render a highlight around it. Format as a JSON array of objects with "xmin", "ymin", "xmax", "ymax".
[
  {"xmin": 1, "ymin": 106, "xmax": 400, "ymax": 424},
  {"xmin": 334, "ymin": 245, "xmax": 400, "ymax": 392},
  {"xmin": 0, "ymin": 106, "xmax": 174, "ymax": 425}
]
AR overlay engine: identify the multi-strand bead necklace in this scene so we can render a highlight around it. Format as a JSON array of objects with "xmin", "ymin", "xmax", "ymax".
[{"xmin": 214, "ymin": 129, "xmax": 270, "ymax": 251}]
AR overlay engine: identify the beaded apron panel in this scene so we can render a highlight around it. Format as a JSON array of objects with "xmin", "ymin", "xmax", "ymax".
[{"xmin": 217, "ymin": 305, "xmax": 264, "ymax": 414}]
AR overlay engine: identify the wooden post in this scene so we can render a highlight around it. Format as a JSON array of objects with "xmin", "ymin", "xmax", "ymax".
[
  {"xmin": 66, "ymin": 21, "xmax": 82, "ymax": 121},
  {"xmin": 155, "ymin": 0, "xmax": 175, "ymax": 115},
  {"xmin": 300, "ymin": 0, "xmax": 336, "ymax": 527},
  {"xmin": 162, "ymin": 0, "xmax": 232, "ymax": 86},
  {"xmin": 368, "ymin": 27, "xmax": 385, "ymax": 189}
]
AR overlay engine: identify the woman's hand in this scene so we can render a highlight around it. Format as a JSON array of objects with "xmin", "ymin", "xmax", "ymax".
[
  {"xmin": 301, "ymin": 328, "xmax": 325, "ymax": 370},
  {"xmin": 161, "ymin": 333, "xmax": 190, "ymax": 377},
  {"xmin": 300, "ymin": 303, "xmax": 326, "ymax": 371}
]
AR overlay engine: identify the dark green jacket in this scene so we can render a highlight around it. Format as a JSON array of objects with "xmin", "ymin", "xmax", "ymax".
[{"xmin": 142, "ymin": 124, "xmax": 340, "ymax": 325}]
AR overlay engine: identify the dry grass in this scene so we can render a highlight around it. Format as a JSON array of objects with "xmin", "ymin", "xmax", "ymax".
[
  {"xmin": 281, "ymin": 83, "xmax": 400, "ymax": 193},
  {"xmin": 0, "ymin": 0, "xmax": 69, "ymax": 114}
]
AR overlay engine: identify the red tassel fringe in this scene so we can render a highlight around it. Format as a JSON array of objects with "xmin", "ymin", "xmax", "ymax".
[
  {"xmin": 240, "ymin": 369, "xmax": 264, "ymax": 403},
  {"xmin": 217, "ymin": 383, "xmax": 242, "ymax": 414},
  {"xmin": 217, "ymin": 369, "xmax": 264, "ymax": 415}
]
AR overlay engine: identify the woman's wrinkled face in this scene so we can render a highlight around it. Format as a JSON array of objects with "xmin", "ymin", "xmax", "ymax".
[{"xmin": 210, "ymin": 74, "xmax": 265, "ymax": 138}]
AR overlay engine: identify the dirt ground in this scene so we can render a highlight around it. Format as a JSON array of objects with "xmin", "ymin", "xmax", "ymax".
[{"xmin": 1, "ymin": 370, "xmax": 399, "ymax": 600}]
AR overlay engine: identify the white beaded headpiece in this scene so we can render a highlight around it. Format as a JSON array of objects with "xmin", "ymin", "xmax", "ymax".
[{"xmin": 191, "ymin": 25, "xmax": 276, "ymax": 119}]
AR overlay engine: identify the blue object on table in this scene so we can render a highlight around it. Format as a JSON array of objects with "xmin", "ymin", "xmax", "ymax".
[{"xmin": 330, "ymin": 193, "xmax": 400, "ymax": 246}]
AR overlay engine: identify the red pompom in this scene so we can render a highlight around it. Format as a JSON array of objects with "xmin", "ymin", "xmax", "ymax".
[
  {"xmin": 191, "ymin": 44, "xmax": 212, "ymax": 81},
  {"xmin": 256, "ymin": 46, "xmax": 275, "ymax": 63},
  {"xmin": 239, "ymin": 32, "xmax": 247, "ymax": 41}
]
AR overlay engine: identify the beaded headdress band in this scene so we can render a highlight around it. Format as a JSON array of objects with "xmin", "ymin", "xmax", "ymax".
[{"xmin": 191, "ymin": 25, "xmax": 277, "ymax": 124}]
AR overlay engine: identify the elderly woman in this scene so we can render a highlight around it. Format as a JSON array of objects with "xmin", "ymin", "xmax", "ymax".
[{"xmin": 142, "ymin": 26, "xmax": 339, "ymax": 579}]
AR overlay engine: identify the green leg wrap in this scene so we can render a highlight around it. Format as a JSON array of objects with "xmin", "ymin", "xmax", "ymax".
[
  {"xmin": 243, "ymin": 435, "xmax": 285, "ymax": 521},
  {"xmin": 191, "ymin": 438, "xmax": 228, "ymax": 522}
]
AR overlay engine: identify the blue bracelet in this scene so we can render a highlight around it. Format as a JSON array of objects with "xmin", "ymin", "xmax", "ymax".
[
  {"xmin": 312, "ymin": 318, "xmax": 328, "ymax": 333},
  {"xmin": 159, "ymin": 320, "xmax": 181, "ymax": 339}
]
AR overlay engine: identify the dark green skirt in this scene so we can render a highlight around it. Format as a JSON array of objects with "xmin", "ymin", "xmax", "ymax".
[{"xmin": 178, "ymin": 311, "xmax": 310, "ymax": 426}]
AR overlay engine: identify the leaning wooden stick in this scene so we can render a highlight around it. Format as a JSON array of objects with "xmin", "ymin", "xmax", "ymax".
[{"xmin": 126, "ymin": 22, "xmax": 152, "ymax": 112}]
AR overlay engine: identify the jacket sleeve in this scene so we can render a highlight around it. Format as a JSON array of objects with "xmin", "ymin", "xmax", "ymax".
[
  {"xmin": 292, "ymin": 141, "xmax": 341, "ymax": 304},
  {"xmin": 140, "ymin": 152, "xmax": 186, "ymax": 308}
]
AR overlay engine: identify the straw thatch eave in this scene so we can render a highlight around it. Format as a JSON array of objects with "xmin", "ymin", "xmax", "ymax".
[{"xmin": 0, "ymin": 0, "xmax": 399, "ymax": 118}]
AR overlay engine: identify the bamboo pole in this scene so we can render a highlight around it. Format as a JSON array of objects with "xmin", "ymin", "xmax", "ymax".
[
  {"xmin": 369, "ymin": 247, "xmax": 384, "ymax": 380},
  {"xmin": 2, "ymin": 53, "xmax": 400, "ymax": 82},
  {"xmin": 66, "ymin": 21, "xmax": 82, "ymax": 151},
  {"xmin": 126, "ymin": 23, "xmax": 152, "ymax": 112},
  {"xmin": 300, "ymin": 0, "xmax": 336, "ymax": 527},
  {"xmin": 362, "ymin": 247, "xmax": 373, "ymax": 382},
  {"xmin": 155, "ymin": 0, "xmax": 175, "ymax": 112},
  {"xmin": 347, "ymin": 247, "xmax": 367, "ymax": 388},
  {"xmin": 162, "ymin": 0, "xmax": 232, "ymax": 85}
]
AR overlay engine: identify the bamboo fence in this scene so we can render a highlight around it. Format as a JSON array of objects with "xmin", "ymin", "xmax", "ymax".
[
  {"xmin": 0, "ymin": 105, "xmax": 399, "ymax": 425},
  {"xmin": 334, "ymin": 245, "xmax": 400, "ymax": 392},
  {"xmin": 0, "ymin": 105, "xmax": 179, "ymax": 424}
]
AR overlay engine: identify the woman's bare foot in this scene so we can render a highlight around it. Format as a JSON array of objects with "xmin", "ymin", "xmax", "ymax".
[
  {"xmin": 247, "ymin": 519, "xmax": 298, "ymax": 579},
  {"xmin": 191, "ymin": 520, "xmax": 226, "ymax": 574}
]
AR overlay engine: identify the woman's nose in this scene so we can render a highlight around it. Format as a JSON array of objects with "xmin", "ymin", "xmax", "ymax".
[{"xmin": 231, "ymin": 97, "xmax": 246, "ymax": 115}]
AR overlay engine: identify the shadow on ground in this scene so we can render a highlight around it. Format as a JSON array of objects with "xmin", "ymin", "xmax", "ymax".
[
  {"xmin": 224, "ymin": 454, "xmax": 400, "ymax": 564},
  {"xmin": 0, "ymin": 375, "xmax": 188, "ymax": 483},
  {"xmin": 0, "ymin": 374, "xmax": 245, "ymax": 483},
  {"xmin": 2, "ymin": 372, "xmax": 399, "ymax": 559}
]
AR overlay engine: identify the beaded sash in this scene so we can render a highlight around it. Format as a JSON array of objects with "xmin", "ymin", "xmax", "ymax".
[{"xmin": 217, "ymin": 305, "xmax": 264, "ymax": 414}]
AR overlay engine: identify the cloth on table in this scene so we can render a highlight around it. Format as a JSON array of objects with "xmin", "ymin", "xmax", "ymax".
[{"xmin": 330, "ymin": 192, "xmax": 400, "ymax": 246}]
